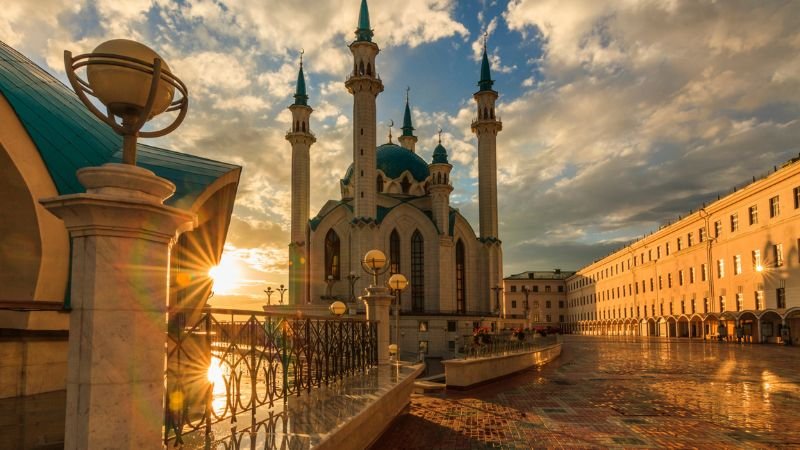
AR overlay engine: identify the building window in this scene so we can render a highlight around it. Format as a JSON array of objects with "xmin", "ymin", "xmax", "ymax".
[
  {"xmin": 533, "ymin": 285, "xmax": 539, "ymax": 292},
  {"xmin": 533, "ymin": 301, "xmax": 539, "ymax": 308},
  {"xmin": 545, "ymin": 285, "xmax": 552, "ymax": 292},
  {"xmin": 770, "ymin": 196, "xmax": 780, "ymax": 218},
  {"xmin": 668, "ymin": 273, "xmax": 673, "ymax": 288},
  {"xmin": 748, "ymin": 205, "xmax": 758, "ymax": 225},
  {"xmin": 679, "ymin": 271, "xmax": 684, "ymax": 286},
  {"xmin": 666, "ymin": 242, "xmax": 671, "ymax": 255},
  {"xmin": 755, "ymin": 291, "xmax": 763, "ymax": 310},
  {"xmin": 704, "ymin": 297, "xmax": 709, "ymax": 313},
  {"xmin": 411, "ymin": 230, "xmax": 425, "ymax": 312},
  {"xmin": 689, "ymin": 267, "xmax": 695, "ymax": 284},
  {"xmin": 418, "ymin": 340, "xmax": 428, "ymax": 354},
  {"xmin": 559, "ymin": 300, "xmax": 564, "ymax": 308},
  {"xmin": 376, "ymin": 175, "xmax": 384, "ymax": 192},
  {"xmin": 699, "ymin": 227, "xmax": 706, "ymax": 243},
  {"xmin": 546, "ymin": 315, "xmax": 552, "ymax": 322},
  {"xmin": 734, "ymin": 255, "xmax": 742, "ymax": 275},
  {"xmin": 701, "ymin": 264, "xmax": 708, "ymax": 282},
  {"xmin": 559, "ymin": 315, "xmax": 564, "ymax": 323},
  {"xmin": 714, "ymin": 220, "xmax": 722, "ymax": 238},
  {"xmin": 558, "ymin": 285, "xmax": 564, "ymax": 293},
  {"xmin": 677, "ymin": 238, "xmax": 682, "ymax": 251},
  {"xmin": 730, "ymin": 213, "xmax": 739, "ymax": 232},
  {"xmin": 691, "ymin": 297, "xmax": 696, "ymax": 314},
  {"xmin": 659, "ymin": 276, "xmax": 663, "ymax": 290},
  {"xmin": 719, "ymin": 296, "xmax": 726, "ymax": 312},
  {"xmin": 455, "ymin": 240, "xmax": 466, "ymax": 313},
  {"xmin": 418, "ymin": 321, "xmax": 428, "ymax": 332},
  {"xmin": 717, "ymin": 259, "xmax": 725, "ymax": 278},
  {"xmin": 752, "ymin": 250, "xmax": 761, "ymax": 271},
  {"xmin": 735, "ymin": 293, "xmax": 743, "ymax": 312},
  {"xmin": 657, "ymin": 246, "xmax": 661, "ymax": 259},
  {"xmin": 546, "ymin": 300, "xmax": 552, "ymax": 308},
  {"xmin": 511, "ymin": 300, "xmax": 517, "ymax": 308},
  {"xmin": 687, "ymin": 232, "xmax": 693, "ymax": 247},
  {"xmin": 510, "ymin": 285, "xmax": 517, "ymax": 292},
  {"xmin": 389, "ymin": 229, "xmax": 401, "ymax": 274},
  {"xmin": 447, "ymin": 321, "xmax": 456, "ymax": 332},
  {"xmin": 650, "ymin": 278, "xmax": 654, "ymax": 291},
  {"xmin": 794, "ymin": 187, "xmax": 800, "ymax": 209},
  {"xmin": 777, "ymin": 288, "xmax": 786, "ymax": 308},
  {"xmin": 775, "ymin": 243, "xmax": 784, "ymax": 267},
  {"xmin": 324, "ymin": 229, "xmax": 340, "ymax": 280}
]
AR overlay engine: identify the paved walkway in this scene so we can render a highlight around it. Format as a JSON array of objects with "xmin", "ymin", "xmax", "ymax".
[{"xmin": 373, "ymin": 336, "xmax": 800, "ymax": 449}]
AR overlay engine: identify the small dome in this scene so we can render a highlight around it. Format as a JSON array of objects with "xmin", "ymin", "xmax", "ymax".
[
  {"xmin": 432, "ymin": 143, "xmax": 448, "ymax": 164},
  {"xmin": 343, "ymin": 143, "xmax": 430, "ymax": 184}
]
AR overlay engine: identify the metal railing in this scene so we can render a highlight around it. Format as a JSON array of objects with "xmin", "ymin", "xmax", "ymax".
[
  {"xmin": 164, "ymin": 308, "xmax": 377, "ymax": 446},
  {"xmin": 458, "ymin": 333, "xmax": 560, "ymax": 359}
]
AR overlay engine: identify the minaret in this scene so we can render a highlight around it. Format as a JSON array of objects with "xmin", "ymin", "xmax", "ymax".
[
  {"xmin": 429, "ymin": 131, "xmax": 453, "ymax": 234},
  {"xmin": 399, "ymin": 87, "xmax": 418, "ymax": 152},
  {"xmin": 287, "ymin": 53, "xmax": 316, "ymax": 305},
  {"xmin": 345, "ymin": 0, "xmax": 384, "ymax": 221},
  {"xmin": 471, "ymin": 36, "xmax": 503, "ymax": 310}
]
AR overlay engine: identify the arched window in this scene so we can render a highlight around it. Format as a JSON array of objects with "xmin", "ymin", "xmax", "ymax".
[
  {"xmin": 411, "ymin": 230, "xmax": 424, "ymax": 312},
  {"xmin": 483, "ymin": 107, "xmax": 488, "ymax": 119},
  {"xmin": 376, "ymin": 174, "xmax": 384, "ymax": 193},
  {"xmin": 324, "ymin": 229, "xmax": 340, "ymax": 280},
  {"xmin": 301, "ymin": 121, "xmax": 306, "ymax": 132},
  {"xmin": 490, "ymin": 107, "xmax": 495, "ymax": 119},
  {"xmin": 456, "ymin": 239, "xmax": 466, "ymax": 313},
  {"xmin": 358, "ymin": 61, "xmax": 365, "ymax": 75},
  {"xmin": 367, "ymin": 62, "xmax": 372, "ymax": 76},
  {"xmin": 400, "ymin": 176, "xmax": 411, "ymax": 194},
  {"xmin": 390, "ymin": 229, "xmax": 400, "ymax": 274}
]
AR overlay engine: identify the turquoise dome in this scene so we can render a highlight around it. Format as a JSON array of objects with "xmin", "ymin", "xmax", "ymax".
[
  {"xmin": 344, "ymin": 143, "xmax": 430, "ymax": 184},
  {"xmin": 432, "ymin": 143, "xmax": 448, "ymax": 164}
]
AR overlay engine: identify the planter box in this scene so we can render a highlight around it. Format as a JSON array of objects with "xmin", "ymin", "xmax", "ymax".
[{"xmin": 443, "ymin": 343, "xmax": 562, "ymax": 389}]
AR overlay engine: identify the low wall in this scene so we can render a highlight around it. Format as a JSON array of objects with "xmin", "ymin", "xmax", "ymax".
[
  {"xmin": 0, "ymin": 336, "xmax": 68, "ymax": 399},
  {"xmin": 316, "ymin": 363, "xmax": 424, "ymax": 450},
  {"xmin": 443, "ymin": 343, "xmax": 562, "ymax": 389}
]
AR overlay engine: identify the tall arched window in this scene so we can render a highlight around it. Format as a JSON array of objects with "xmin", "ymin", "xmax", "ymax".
[
  {"xmin": 400, "ymin": 176, "xmax": 411, "ymax": 194},
  {"xmin": 324, "ymin": 229, "xmax": 340, "ymax": 280},
  {"xmin": 411, "ymin": 230, "xmax": 425, "ymax": 312},
  {"xmin": 390, "ymin": 229, "xmax": 400, "ymax": 274},
  {"xmin": 376, "ymin": 174, "xmax": 384, "ymax": 193},
  {"xmin": 456, "ymin": 240, "xmax": 466, "ymax": 313}
]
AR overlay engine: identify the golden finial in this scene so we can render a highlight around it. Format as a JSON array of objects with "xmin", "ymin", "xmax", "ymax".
[
  {"xmin": 483, "ymin": 32, "xmax": 488, "ymax": 51},
  {"xmin": 437, "ymin": 127, "xmax": 443, "ymax": 144},
  {"xmin": 406, "ymin": 86, "xmax": 410, "ymax": 103},
  {"xmin": 300, "ymin": 48, "xmax": 304, "ymax": 67}
]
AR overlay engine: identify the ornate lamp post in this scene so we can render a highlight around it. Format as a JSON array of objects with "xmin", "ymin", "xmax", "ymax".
[
  {"xmin": 277, "ymin": 284, "xmax": 288, "ymax": 305},
  {"xmin": 64, "ymin": 39, "xmax": 188, "ymax": 166},
  {"xmin": 360, "ymin": 250, "xmax": 393, "ymax": 364},
  {"xmin": 361, "ymin": 249, "xmax": 389, "ymax": 286},
  {"xmin": 491, "ymin": 285, "xmax": 503, "ymax": 332},
  {"xmin": 329, "ymin": 301, "xmax": 347, "ymax": 317},
  {"xmin": 387, "ymin": 273, "xmax": 408, "ymax": 363},
  {"xmin": 48, "ymin": 39, "xmax": 194, "ymax": 448},
  {"xmin": 325, "ymin": 275, "xmax": 338, "ymax": 300},
  {"xmin": 346, "ymin": 272, "xmax": 360, "ymax": 302},
  {"xmin": 264, "ymin": 287, "xmax": 274, "ymax": 305}
]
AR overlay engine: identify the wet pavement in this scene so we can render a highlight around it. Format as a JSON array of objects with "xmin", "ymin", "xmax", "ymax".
[{"xmin": 373, "ymin": 336, "xmax": 800, "ymax": 449}]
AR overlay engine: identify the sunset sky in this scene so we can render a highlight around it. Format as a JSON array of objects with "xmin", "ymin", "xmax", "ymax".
[{"xmin": 3, "ymin": 0, "xmax": 799, "ymax": 309}]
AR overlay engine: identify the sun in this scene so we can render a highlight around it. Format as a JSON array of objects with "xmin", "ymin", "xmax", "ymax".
[{"xmin": 208, "ymin": 257, "xmax": 242, "ymax": 295}]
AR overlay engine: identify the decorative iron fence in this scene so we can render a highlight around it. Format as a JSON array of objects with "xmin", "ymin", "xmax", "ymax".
[
  {"xmin": 458, "ymin": 333, "xmax": 560, "ymax": 359},
  {"xmin": 164, "ymin": 308, "xmax": 378, "ymax": 446}
]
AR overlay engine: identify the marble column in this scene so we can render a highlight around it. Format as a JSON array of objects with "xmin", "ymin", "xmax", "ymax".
[
  {"xmin": 361, "ymin": 285, "xmax": 393, "ymax": 364},
  {"xmin": 40, "ymin": 163, "xmax": 196, "ymax": 449}
]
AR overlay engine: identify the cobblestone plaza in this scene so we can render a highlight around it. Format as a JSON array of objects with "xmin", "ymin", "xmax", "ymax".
[{"xmin": 375, "ymin": 336, "xmax": 800, "ymax": 449}]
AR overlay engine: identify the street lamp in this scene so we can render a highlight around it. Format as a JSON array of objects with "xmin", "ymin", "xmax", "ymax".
[
  {"xmin": 491, "ymin": 285, "xmax": 503, "ymax": 332},
  {"xmin": 346, "ymin": 272, "xmax": 360, "ymax": 302},
  {"xmin": 64, "ymin": 39, "xmax": 188, "ymax": 166},
  {"xmin": 388, "ymin": 273, "xmax": 409, "ymax": 363},
  {"xmin": 264, "ymin": 287, "xmax": 274, "ymax": 305},
  {"xmin": 329, "ymin": 301, "xmax": 347, "ymax": 317},
  {"xmin": 325, "ymin": 275, "xmax": 337, "ymax": 299},
  {"xmin": 276, "ymin": 284, "xmax": 288, "ymax": 305},
  {"xmin": 361, "ymin": 249, "xmax": 389, "ymax": 286}
]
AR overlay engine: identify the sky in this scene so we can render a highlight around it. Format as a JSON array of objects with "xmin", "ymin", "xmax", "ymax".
[{"xmin": 3, "ymin": 0, "xmax": 800, "ymax": 310}]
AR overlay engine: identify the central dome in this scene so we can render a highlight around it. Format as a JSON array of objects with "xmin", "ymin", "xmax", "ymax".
[{"xmin": 344, "ymin": 143, "xmax": 430, "ymax": 184}]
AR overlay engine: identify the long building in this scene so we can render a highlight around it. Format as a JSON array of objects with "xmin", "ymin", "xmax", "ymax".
[{"xmin": 563, "ymin": 157, "xmax": 800, "ymax": 343}]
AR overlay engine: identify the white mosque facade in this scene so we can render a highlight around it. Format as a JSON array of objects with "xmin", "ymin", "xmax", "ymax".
[{"xmin": 285, "ymin": 0, "xmax": 504, "ymax": 357}]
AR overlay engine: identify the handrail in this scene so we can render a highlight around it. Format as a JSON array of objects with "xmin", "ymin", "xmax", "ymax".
[
  {"xmin": 202, "ymin": 306, "xmax": 368, "ymax": 320},
  {"xmin": 0, "ymin": 300, "xmax": 68, "ymax": 312}
]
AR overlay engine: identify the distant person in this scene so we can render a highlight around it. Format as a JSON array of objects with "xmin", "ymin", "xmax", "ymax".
[
  {"xmin": 717, "ymin": 323, "xmax": 727, "ymax": 342},
  {"xmin": 735, "ymin": 325, "xmax": 744, "ymax": 344}
]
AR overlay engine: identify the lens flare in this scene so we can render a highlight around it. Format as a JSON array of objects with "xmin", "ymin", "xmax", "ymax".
[{"xmin": 208, "ymin": 257, "xmax": 242, "ymax": 295}]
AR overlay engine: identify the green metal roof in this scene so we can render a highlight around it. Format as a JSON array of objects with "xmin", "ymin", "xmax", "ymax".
[
  {"xmin": 401, "ymin": 98, "xmax": 414, "ymax": 136},
  {"xmin": 478, "ymin": 47, "xmax": 494, "ymax": 92},
  {"xmin": 343, "ymin": 143, "xmax": 430, "ymax": 185},
  {"xmin": 355, "ymin": 0, "xmax": 374, "ymax": 42},
  {"xmin": 432, "ymin": 143, "xmax": 448, "ymax": 164},
  {"xmin": 0, "ymin": 40, "xmax": 239, "ymax": 209},
  {"xmin": 293, "ymin": 62, "xmax": 308, "ymax": 106}
]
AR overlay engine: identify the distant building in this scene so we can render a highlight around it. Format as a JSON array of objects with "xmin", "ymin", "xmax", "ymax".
[
  {"xmin": 563, "ymin": 157, "xmax": 800, "ymax": 343},
  {"xmin": 502, "ymin": 270, "xmax": 575, "ymax": 330}
]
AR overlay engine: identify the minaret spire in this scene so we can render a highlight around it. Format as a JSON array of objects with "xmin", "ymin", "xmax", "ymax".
[
  {"xmin": 479, "ymin": 32, "xmax": 494, "ymax": 92},
  {"xmin": 398, "ymin": 86, "xmax": 418, "ymax": 152},
  {"xmin": 356, "ymin": 0, "xmax": 373, "ymax": 42},
  {"xmin": 293, "ymin": 49, "xmax": 308, "ymax": 106}
]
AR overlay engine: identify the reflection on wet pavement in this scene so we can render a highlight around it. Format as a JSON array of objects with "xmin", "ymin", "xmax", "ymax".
[{"xmin": 374, "ymin": 336, "xmax": 800, "ymax": 449}]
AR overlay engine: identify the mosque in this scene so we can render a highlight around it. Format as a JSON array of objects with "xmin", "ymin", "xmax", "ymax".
[{"xmin": 285, "ymin": 0, "xmax": 505, "ymax": 356}]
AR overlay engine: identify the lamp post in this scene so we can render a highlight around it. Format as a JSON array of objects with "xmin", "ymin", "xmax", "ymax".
[
  {"xmin": 361, "ymin": 249, "xmax": 390, "ymax": 286},
  {"xmin": 360, "ymin": 249, "xmax": 393, "ymax": 364},
  {"xmin": 264, "ymin": 286, "xmax": 274, "ymax": 305},
  {"xmin": 491, "ymin": 285, "xmax": 503, "ymax": 332},
  {"xmin": 387, "ymin": 273, "xmax": 408, "ymax": 363},
  {"xmin": 51, "ymin": 39, "xmax": 194, "ymax": 448},
  {"xmin": 325, "ymin": 275, "xmax": 338, "ymax": 300},
  {"xmin": 277, "ymin": 284, "xmax": 288, "ymax": 305},
  {"xmin": 329, "ymin": 301, "xmax": 347, "ymax": 317},
  {"xmin": 346, "ymin": 272, "xmax": 360, "ymax": 302}
]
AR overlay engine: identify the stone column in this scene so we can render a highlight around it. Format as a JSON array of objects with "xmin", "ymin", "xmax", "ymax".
[
  {"xmin": 40, "ymin": 163, "xmax": 196, "ymax": 449},
  {"xmin": 361, "ymin": 285, "xmax": 392, "ymax": 364}
]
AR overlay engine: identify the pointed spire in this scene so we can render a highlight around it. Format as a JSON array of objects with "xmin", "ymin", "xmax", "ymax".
[
  {"xmin": 388, "ymin": 119, "xmax": 394, "ymax": 143},
  {"xmin": 355, "ymin": 0, "xmax": 373, "ymax": 42},
  {"xmin": 478, "ymin": 32, "xmax": 494, "ymax": 91},
  {"xmin": 432, "ymin": 128, "xmax": 449, "ymax": 164},
  {"xmin": 293, "ymin": 49, "xmax": 308, "ymax": 106},
  {"xmin": 402, "ymin": 86, "xmax": 414, "ymax": 137}
]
